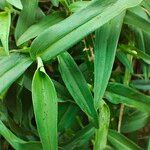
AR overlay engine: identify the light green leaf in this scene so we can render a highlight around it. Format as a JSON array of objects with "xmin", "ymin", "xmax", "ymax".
[
  {"xmin": 94, "ymin": 13, "xmax": 124, "ymax": 107},
  {"xmin": 15, "ymin": 0, "xmax": 38, "ymax": 40},
  {"xmin": 0, "ymin": 53, "xmax": 32, "ymax": 95},
  {"xmin": 6, "ymin": 0, "xmax": 22, "ymax": 9},
  {"xmin": 32, "ymin": 57, "xmax": 58, "ymax": 150},
  {"xmin": 17, "ymin": 12, "xmax": 65, "ymax": 46},
  {"xmin": 124, "ymin": 6, "xmax": 150, "ymax": 34},
  {"xmin": 58, "ymin": 52, "xmax": 99, "ymax": 128},
  {"xmin": 94, "ymin": 102, "xmax": 110, "ymax": 150},
  {"xmin": 108, "ymin": 129, "xmax": 142, "ymax": 150},
  {"xmin": 0, "ymin": 11, "xmax": 11, "ymax": 55},
  {"xmin": 30, "ymin": 0, "xmax": 143, "ymax": 61},
  {"xmin": 106, "ymin": 82, "xmax": 150, "ymax": 113},
  {"xmin": 49, "ymin": 0, "xmax": 59, "ymax": 7}
]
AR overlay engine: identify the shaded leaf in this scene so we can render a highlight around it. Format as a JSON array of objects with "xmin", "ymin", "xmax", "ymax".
[
  {"xmin": 108, "ymin": 129, "xmax": 142, "ymax": 150},
  {"xmin": 58, "ymin": 52, "xmax": 99, "ymax": 128}
]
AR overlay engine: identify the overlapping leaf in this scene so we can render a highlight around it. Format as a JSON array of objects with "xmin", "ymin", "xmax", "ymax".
[
  {"xmin": 30, "ymin": 0, "xmax": 143, "ymax": 61},
  {"xmin": 15, "ymin": 0, "xmax": 38, "ymax": 40},
  {"xmin": 106, "ymin": 82, "xmax": 150, "ymax": 113},
  {"xmin": 94, "ymin": 13, "xmax": 124, "ymax": 107},
  {"xmin": 58, "ymin": 52, "xmax": 99, "ymax": 128},
  {"xmin": 0, "ymin": 53, "xmax": 32, "ymax": 95},
  {"xmin": 0, "ymin": 11, "xmax": 11, "ymax": 55},
  {"xmin": 17, "ymin": 12, "xmax": 65, "ymax": 46},
  {"xmin": 6, "ymin": 0, "xmax": 22, "ymax": 9}
]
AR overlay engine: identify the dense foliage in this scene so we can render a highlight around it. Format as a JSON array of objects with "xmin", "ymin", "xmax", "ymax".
[{"xmin": 0, "ymin": 0, "xmax": 150, "ymax": 149}]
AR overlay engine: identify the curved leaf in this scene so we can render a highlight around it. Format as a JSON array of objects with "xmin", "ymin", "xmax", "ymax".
[
  {"xmin": 30, "ymin": 0, "xmax": 143, "ymax": 61},
  {"xmin": 0, "ymin": 53, "xmax": 32, "ymax": 94},
  {"xmin": 32, "ymin": 57, "xmax": 58, "ymax": 150},
  {"xmin": 58, "ymin": 52, "xmax": 99, "ymax": 128}
]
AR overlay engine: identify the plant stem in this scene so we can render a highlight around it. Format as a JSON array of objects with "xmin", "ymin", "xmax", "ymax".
[{"xmin": 118, "ymin": 54, "xmax": 133, "ymax": 132}]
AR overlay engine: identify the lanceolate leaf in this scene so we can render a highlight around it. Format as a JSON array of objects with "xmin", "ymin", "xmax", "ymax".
[
  {"xmin": 62, "ymin": 124, "xmax": 94, "ymax": 149},
  {"xmin": 58, "ymin": 52, "xmax": 99, "ymax": 128},
  {"xmin": 0, "ymin": 11, "xmax": 11, "ymax": 55},
  {"xmin": 94, "ymin": 102, "xmax": 110, "ymax": 150},
  {"xmin": 131, "ymin": 80, "xmax": 150, "ymax": 90},
  {"xmin": 94, "ymin": 13, "xmax": 124, "ymax": 107},
  {"xmin": 15, "ymin": 0, "xmax": 38, "ymax": 40},
  {"xmin": 6, "ymin": 0, "xmax": 23, "ymax": 9},
  {"xmin": 30, "ymin": 0, "xmax": 143, "ymax": 61},
  {"xmin": 106, "ymin": 83, "xmax": 150, "ymax": 113},
  {"xmin": 17, "ymin": 12, "xmax": 65, "ymax": 46},
  {"xmin": 124, "ymin": 6, "xmax": 150, "ymax": 34},
  {"xmin": 0, "ymin": 53, "xmax": 32, "ymax": 94},
  {"xmin": 0, "ymin": 120, "xmax": 42, "ymax": 150},
  {"xmin": 121, "ymin": 111, "xmax": 150, "ymax": 133},
  {"xmin": 108, "ymin": 129, "xmax": 142, "ymax": 150},
  {"xmin": 32, "ymin": 57, "xmax": 58, "ymax": 150}
]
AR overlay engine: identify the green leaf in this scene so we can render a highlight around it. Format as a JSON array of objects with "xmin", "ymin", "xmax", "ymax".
[
  {"xmin": 120, "ymin": 44, "xmax": 150, "ymax": 65},
  {"xmin": 0, "ymin": 11, "xmax": 11, "ymax": 55},
  {"xmin": 0, "ymin": 0, "xmax": 9, "ymax": 10},
  {"xmin": 69, "ymin": 1, "xmax": 89, "ymax": 13},
  {"xmin": 30, "ymin": 0, "xmax": 143, "ymax": 61},
  {"xmin": 121, "ymin": 111, "xmax": 150, "ymax": 133},
  {"xmin": 124, "ymin": 6, "xmax": 150, "ymax": 34},
  {"xmin": 15, "ymin": 0, "xmax": 38, "ymax": 40},
  {"xmin": 0, "ymin": 53, "xmax": 32, "ymax": 95},
  {"xmin": 106, "ymin": 83, "xmax": 150, "ymax": 113},
  {"xmin": 62, "ymin": 124, "xmax": 94, "ymax": 149},
  {"xmin": 58, "ymin": 103, "xmax": 79, "ymax": 132},
  {"xmin": 131, "ymin": 80, "xmax": 150, "ymax": 90},
  {"xmin": 32, "ymin": 57, "xmax": 58, "ymax": 150},
  {"xmin": 94, "ymin": 13, "xmax": 124, "ymax": 107},
  {"xmin": 116, "ymin": 51, "xmax": 133, "ymax": 74},
  {"xmin": 6, "ymin": 0, "xmax": 23, "ymax": 9},
  {"xmin": 94, "ymin": 101, "xmax": 110, "ymax": 150},
  {"xmin": 58, "ymin": 52, "xmax": 99, "ymax": 128},
  {"xmin": 49, "ymin": 0, "xmax": 59, "ymax": 7},
  {"xmin": 108, "ymin": 129, "xmax": 142, "ymax": 150},
  {"xmin": 17, "ymin": 12, "xmax": 65, "ymax": 46},
  {"xmin": 0, "ymin": 120, "xmax": 42, "ymax": 150}
]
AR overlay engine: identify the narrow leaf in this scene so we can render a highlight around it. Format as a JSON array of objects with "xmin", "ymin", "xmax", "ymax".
[
  {"xmin": 30, "ymin": 0, "xmax": 143, "ymax": 61},
  {"xmin": 15, "ymin": 0, "xmax": 38, "ymax": 40},
  {"xmin": 0, "ymin": 120, "xmax": 42, "ymax": 150},
  {"xmin": 17, "ymin": 12, "xmax": 65, "ymax": 46},
  {"xmin": 106, "ymin": 83, "xmax": 150, "ymax": 113},
  {"xmin": 0, "ymin": 11, "xmax": 11, "ymax": 55},
  {"xmin": 0, "ymin": 53, "xmax": 32, "ymax": 94},
  {"xmin": 32, "ymin": 57, "xmax": 58, "ymax": 150},
  {"xmin": 108, "ymin": 129, "xmax": 142, "ymax": 150},
  {"xmin": 94, "ymin": 13, "xmax": 124, "ymax": 107},
  {"xmin": 58, "ymin": 52, "xmax": 99, "ymax": 128}
]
